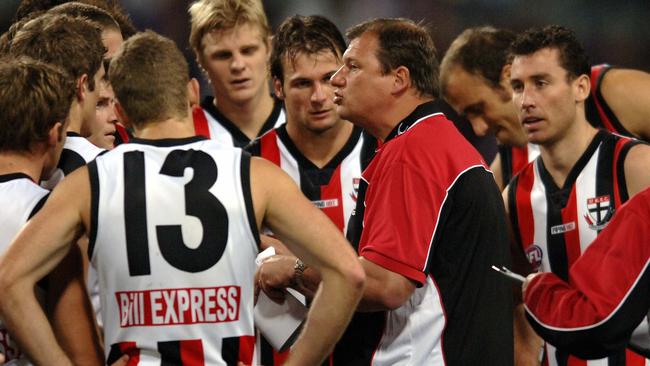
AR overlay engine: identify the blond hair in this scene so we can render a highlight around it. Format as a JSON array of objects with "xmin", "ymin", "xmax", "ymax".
[{"xmin": 188, "ymin": 0, "xmax": 270, "ymax": 56}]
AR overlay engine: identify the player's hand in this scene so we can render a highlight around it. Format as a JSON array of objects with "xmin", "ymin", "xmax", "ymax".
[
  {"xmin": 255, "ymin": 255, "xmax": 296, "ymax": 304},
  {"xmin": 0, "ymin": 352, "xmax": 5, "ymax": 364},
  {"xmin": 522, "ymin": 273, "xmax": 541, "ymax": 299},
  {"xmin": 110, "ymin": 354, "xmax": 129, "ymax": 366}
]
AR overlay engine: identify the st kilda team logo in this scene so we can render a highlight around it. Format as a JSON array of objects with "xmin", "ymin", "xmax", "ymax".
[{"xmin": 584, "ymin": 195, "xmax": 614, "ymax": 230}]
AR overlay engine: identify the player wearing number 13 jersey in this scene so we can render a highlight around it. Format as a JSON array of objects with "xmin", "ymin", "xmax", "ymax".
[{"xmin": 0, "ymin": 31, "xmax": 364, "ymax": 366}]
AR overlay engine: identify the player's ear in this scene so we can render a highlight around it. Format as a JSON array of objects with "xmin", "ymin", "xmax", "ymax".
[
  {"xmin": 391, "ymin": 66, "xmax": 410, "ymax": 95},
  {"xmin": 76, "ymin": 74, "xmax": 90, "ymax": 102},
  {"xmin": 273, "ymin": 77, "xmax": 285, "ymax": 100},
  {"xmin": 187, "ymin": 78, "xmax": 200, "ymax": 107},
  {"xmin": 47, "ymin": 121, "xmax": 65, "ymax": 146}
]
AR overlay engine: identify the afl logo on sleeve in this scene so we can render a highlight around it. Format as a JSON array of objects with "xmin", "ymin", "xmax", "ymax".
[{"xmin": 525, "ymin": 245, "xmax": 543, "ymax": 271}]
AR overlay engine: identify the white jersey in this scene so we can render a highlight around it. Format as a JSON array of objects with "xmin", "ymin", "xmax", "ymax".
[
  {"xmin": 88, "ymin": 136, "xmax": 260, "ymax": 365},
  {"xmin": 41, "ymin": 132, "xmax": 104, "ymax": 189},
  {"xmin": 0, "ymin": 173, "xmax": 49, "ymax": 365},
  {"xmin": 194, "ymin": 97, "xmax": 285, "ymax": 148}
]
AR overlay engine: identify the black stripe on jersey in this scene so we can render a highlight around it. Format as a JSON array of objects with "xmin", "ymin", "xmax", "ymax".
[
  {"xmin": 360, "ymin": 130, "xmax": 377, "ymax": 171},
  {"xmin": 28, "ymin": 193, "xmax": 49, "ymax": 219},
  {"xmin": 331, "ymin": 312, "xmax": 386, "ymax": 366},
  {"xmin": 222, "ymin": 336, "xmax": 241, "ymax": 365},
  {"xmin": 87, "ymin": 161, "xmax": 100, "ymax": 259},
  {"xmin": 507, "ymin": 174, "xmax": 523, "ymax": 247},
  {"xmin": 595, "ymin": 134, "xmax": 616, "ymax": 235},
  {"xmin": 59, "ymin": 148, "xmax": 87, "ymax": 175},
  {"xmin": 275, "ymin": 124, "xmax": 363, "ymax": 199},
  {"xmin": 0, "ymin": 172, "xmax": 33, "ymax": 182},
  {"xmin": 123, "ymin": 151, "xmax": 151, "ymax": 276},
  {"xmin": 345, "ymin": 178, "xmax": 367, "ymax": 251},
  {"xmin": 425, "ymin": 167, "xmax": 513, "ymax": 365},
  {"xmin": 240, "ymin": 152, "xmax": 260, "ymax": 248},
  {"xmin": 617, "ymin": 140, "xmax": 644, "ymax": 204},
  {"xmin": 127, "ymin": 136, "xmax": 207, "ymax": 147},
  {"xmin": 586, "ymin": 66, "xmax": 631, "ymax": 137},
  {"xmin": 106, "ymin": 343, "xmax": 124, "ymax": 365},
  {"xmin": 158, "ymin": 340, "xmax": 182, "ymax": 365},
  {"xmin": 259, "ymin": 336, "xmax": 275, "ymax": 366},
  {"xmin": 243, "ymin": 137, "xmax": 261, "ymax": 156},
  {"xmin": 201, "ymin": 96, "xmax": 284, "ymax": 147}
]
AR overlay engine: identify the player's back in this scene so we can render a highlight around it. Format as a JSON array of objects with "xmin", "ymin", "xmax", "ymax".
[
  {"xmin": 0, "ymin": 173, "xmax": 48, "ymax": 364},
  {"xmin": 88, "ymin": 136, "xmax": 259, "ymax": 365}
]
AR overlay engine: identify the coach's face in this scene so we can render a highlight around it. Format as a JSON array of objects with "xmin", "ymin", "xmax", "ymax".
[{"xmin": 331, "ymin": 32, "xmax": 392, "ymax": 130}]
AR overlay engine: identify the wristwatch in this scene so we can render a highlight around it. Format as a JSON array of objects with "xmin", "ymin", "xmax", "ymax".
[{"xmin": 293, "ymin": 258, "xmax": 307, "ymax": 287}]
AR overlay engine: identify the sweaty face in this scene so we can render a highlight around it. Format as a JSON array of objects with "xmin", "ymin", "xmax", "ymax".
[
  {"xmin": 443, "ymin": 66, "xmax": 525, "ymax": 147},
  {"xmin": 88, "ymin": 80, "xmax": 118, "ymax": 149},
  {"xmin": 198, "ymin": 23, "xmax": 270, "ymax": 106},
  {"xmin": 510, "ymin": 48, "xmax": 585, "ymax": 146},
  {"xmin": 276, "ymin": 51, "xmax": 343, "ymax": 134},
  {"xmin": 331, "ymin": 32, "xmax": 393, "ymax": 131}
]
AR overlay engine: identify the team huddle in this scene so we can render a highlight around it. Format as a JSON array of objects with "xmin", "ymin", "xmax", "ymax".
[{"xmin": 0, "ymin": 0, "xmax": 649, "ymax": 365}]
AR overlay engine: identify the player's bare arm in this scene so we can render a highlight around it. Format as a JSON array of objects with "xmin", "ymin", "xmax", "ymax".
[
  {"xmin": 250, "ymin": 156, "xmax": 365, "ymax": 366},
  {"xmin": 624, "ymin": 143, "xmax": 650, "ymax": 198},
  {"xmin": 0, "ymin": 166, "xmax": 95, "ymax": 365},
  {"xmin": 601, "ymin": 69, "xmax": 650, "ymax": 141}
]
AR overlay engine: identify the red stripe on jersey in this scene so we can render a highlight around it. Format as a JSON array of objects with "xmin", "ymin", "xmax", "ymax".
[
  {"xmin": 590, "ymin": 65, "xmax": 616, "ymax": 133},
  {"xmin": 260, "ymin": 130, "xmax": 281, "ymax": 166},
  {"xmin": 238, "ymin": 335, "xmax": 255, "ymax": 365},
  {"xmin": 567, "ymin": 355, "xmax": 587, "ymax": 366},
  {"xmin": 626, "ymin": 348, "xmax": 646, "ymax": 365},
  {"xmin": 612, "ymin": 137, "xmax": 630, "ymax": 208},
  {"xmin": 192, "ymin": 106, "xmax": 211, "ymax": 138},
  {"xmin": 180, "ymin": 339, "xmax": 204, "ymax": 366},
  {"xmin": 511, "ymin": 145, "xmax": 530, "ymax": 178},
  {"xmin": 273, "ymin": 349, "xmax": 290, "ymax": 365},
  {"xmin": 116, "ymin": 123, "xmax": 130, "ymax": 143},
  {"xmin": 516, "ymin": 164, "xmax": 536, "ymax": 249},
  {"xmin": 561, "ymin": 186, "xmax": 582, "ymax": 267},
  {"xmin": 119, "ymin": 342, "xmax": 141, "ymax": 366},
  {"xmin": 320, "ymin": 165, "xmax": 345, "ymax": 231}
]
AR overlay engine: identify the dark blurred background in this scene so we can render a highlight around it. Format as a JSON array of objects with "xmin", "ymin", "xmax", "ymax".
[{"xmin": 2, "ymin": 0, "xmax": 649, "ymax": 160}]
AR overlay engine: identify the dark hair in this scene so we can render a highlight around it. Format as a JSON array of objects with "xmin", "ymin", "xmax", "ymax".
[
  {"xmin": 49, "ymin": 2, "xmax": 119, "ymax": 31},
  {"xmin": 14, "ymin": 0, "xmax": 137, "ymax": 39},
  {"xmin": 346, "ymin": 18, "xmax": 439, "ymax": 98},
  {"xmin": 109, "ymin": 31, "xmax": 190, "ymax": 128},
  {"xmin": 10, "ymin": 13, "xmax": 105, "ymax": 90},
  {"xmin": 0, "ymin": 11, "xmax": 45, "ymax": 56},
  {"xmin": 0, "ymin": 56, "xmax": 75, "ymax": 152},
  {"xmin": 270, "ymin": 15, "xmax": 346, "ymax": 82},
  {"xmin": 440, "ymin": 26, "xmax": 515, "ymax": 90},
  {"xmin": 509, "ymin": 25, "xmax": 590, "ymax": 80}
]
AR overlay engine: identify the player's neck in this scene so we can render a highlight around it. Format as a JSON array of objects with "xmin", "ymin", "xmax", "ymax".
[
  {"xmin": 0, "ymin": 151, "xmax": 46, "ymax": 183},
  {"xmin": 133, "ymin": 114, "xmax": 196, "ymax": 140},
  {"xmin": 287, "ymin": 120, "xmax": 354, "ymax": 169},
  {"xmin": 539, "ymin": 120, "xmax": 598, "ymax": 188},
  {"xmin": 66, "ymin": 100, "xmax": 84, "ymax": 134},
  {"xmin": 374, "ymin": 93, "xmax": 434, "ymax": 142},
  {"xmin": 214, "ymin": 89, "xmax": 274, "ymax": 140}
]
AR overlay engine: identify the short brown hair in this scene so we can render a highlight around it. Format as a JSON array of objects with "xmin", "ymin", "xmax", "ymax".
[
  {"xmin": 10, "ymin": 13, "xmax": 104, "ymax": 90},
  {"xmin": 347, "ymin": 18, "xmax": 440, "ymax": 98},
  {"xmin": 109, "ymin": 31, "xmax": 190, "ymax": 128},
  {"xmin": 440, "ymin": 26, "xmax": 516, "ymax": 92},
  {"xmin": 49, "ymin": 2, "xmax": 120, "ymax": 32},
  {"xmin": 0, "ymin": 56, "xmax": 75, "ymax": 152},
  {"xmin": 270, "ymin": 15, "xmax": 346, "ymax": 83},
  {"xmin": 189, "ymin": 0, "xmax": 270, "ymax": 56}
]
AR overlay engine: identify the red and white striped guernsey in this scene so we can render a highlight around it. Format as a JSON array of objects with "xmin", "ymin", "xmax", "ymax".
[
  {"xmin": 88, "ymin": 136, "xmax": 260, "ymax": 366},
  {"xmin": 193, "ymin": 97, "xmax": 285, "ymax": 148},
  {"xmin": 507, "ymin": 130, "xmax": 647, "ymax": 366}
]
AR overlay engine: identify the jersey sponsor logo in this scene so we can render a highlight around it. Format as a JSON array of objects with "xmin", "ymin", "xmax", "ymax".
[
  {"xmin": 116, "ymin": 286, "xmax": 240, "ymax": 327},
  {"xmin": 312, "ymin": 198, "xmax": 339, "ymax": 209},
  {"xmin": 550, "ymin": 222, "xmax": 576, "ymax": 235},
  {"xmin": 0, "ymin": 328, "xmax": 23, "ymax": 361},
  {"xmin": 584, "ymin": 195, "xmax": 614, "ymax": 230},
  {"xmin": 350, "ymin": 178, "xmax": 360, "ymax": 202},
  {"xmin": 525, "ymin": 244, "xmax": 543, "ymax": 271}
]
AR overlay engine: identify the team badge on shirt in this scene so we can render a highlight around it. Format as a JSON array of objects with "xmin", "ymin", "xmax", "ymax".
[
  {"xmin": 525, "ymin": 244, "xmax": 543, "ymax": 271},
  {"xmin": 584, "ymin": 195, "xmax": 614, "ymax": 230}
]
